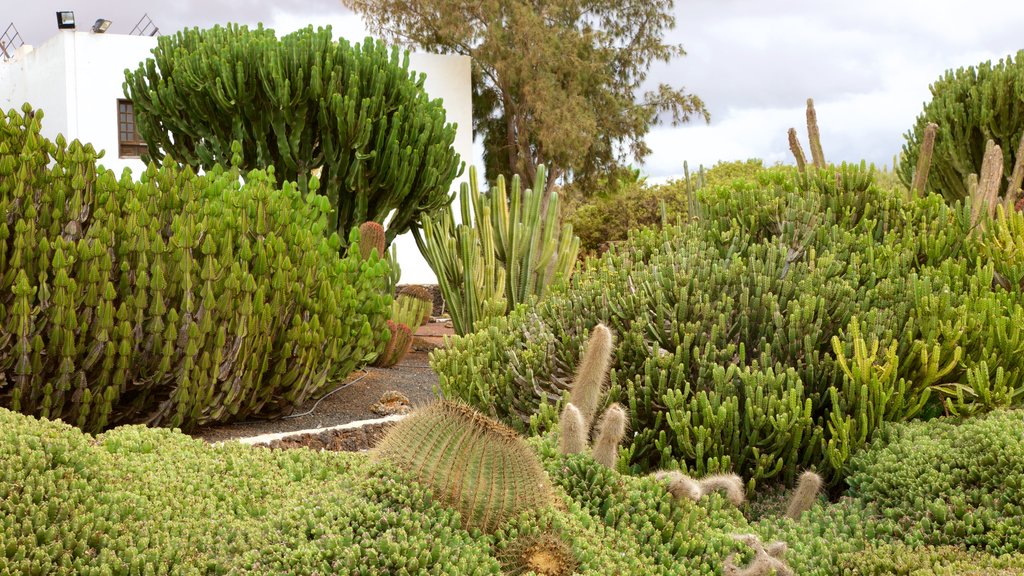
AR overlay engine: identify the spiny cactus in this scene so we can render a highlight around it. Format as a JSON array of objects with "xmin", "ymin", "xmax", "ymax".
[
  {"xmin": 558, "ymin": 403, "xmax": 587, "ymax": 456},
  {"xmin": 787, "ymin": 128, "xmax": 807, "ymax": 173},
  {"xmin": 910, "ymin": 122, "xmax": 938, "ymax": 196},
  {"xmin": 652, "ymin": 470, "xmax": 702, "ymax": 502},
  {"xmin": 392, "ymin": 291, "xmax": 432, "ymax": 329},
  {"xmin": 592, "ymin": 403, "xmax": 627, "ymax": 468},
  {"xmin": 805, "ymin": 98, "xmax": 826, "ymax": 168},
  {"xmin": 374, "ymin": 400, "xmax": 553, "ymax": 533},
  {"xmin": 358, "ymin": 221, "xmax": 386, "ymax": 260},
  {"xmin": 124, "ymin": 25, "xmax": 462, "ymax": 248},
  {"xmin": 652, "ymin": 471, "xmax": 746, "ymax": 506},
  {"xmin": 724, "ymin": 534, "xmax": 793, "ymax": 576},
  {"xmin": 374, "ymin": 320, "xmax": 413, "ymax": 368},
  {"xmin": 499, "ymin": 533, "xmax": 578, "ymax": 576},
  {"xmin": 785, "ymin": 471, "xmax": 823, "ymax": 520},
  {"xmin": 699, "ymin": 473, "xmax": 746, "ymax": 506},
  {"xmin": 414, "ymin": 165, "xmax": 579, "ymax": 335},
  {"xmin": 568, "ymin": 324, "xmax": 614, "ymax": 430}
]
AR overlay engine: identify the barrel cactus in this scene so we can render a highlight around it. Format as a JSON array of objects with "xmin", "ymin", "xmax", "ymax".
[{"xmin": 374, "ymin": 400, "xmax": 553, "ymax": 533}]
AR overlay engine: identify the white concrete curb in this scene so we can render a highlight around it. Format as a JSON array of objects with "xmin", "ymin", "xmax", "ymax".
[{"xmin": 227, "ymin": 413, "xmax": 408, "ymax": 446}]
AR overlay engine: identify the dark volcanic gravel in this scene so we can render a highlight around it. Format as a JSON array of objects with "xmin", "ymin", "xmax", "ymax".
[{"xmin": 191, "ymin": 350, "xmax": 441, "ymax": 443}]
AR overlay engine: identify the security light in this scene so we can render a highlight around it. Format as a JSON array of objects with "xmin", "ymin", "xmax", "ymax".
[
  {"xmin": 56, "ymin": 11, "xmax": 76, "ymax": 30},
  {"xmin": 92, "ymin": 19, "xmax": 111, "ymax": 34}
]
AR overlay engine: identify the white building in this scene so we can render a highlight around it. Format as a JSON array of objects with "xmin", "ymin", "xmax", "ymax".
[{"xmin": 0, "ymin": 30, "xmax": 472, "ymax": 284}]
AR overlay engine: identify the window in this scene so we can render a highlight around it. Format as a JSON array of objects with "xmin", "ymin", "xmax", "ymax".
[{"xmin": 117, "ymin": 99, "xmax": 147, "ymax": 158}]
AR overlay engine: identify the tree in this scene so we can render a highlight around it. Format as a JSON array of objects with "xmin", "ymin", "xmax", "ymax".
[
  {"xmin": 124, "ymin": 24, "xmax": 463, "ymax": 247},
  {"xmin": 342, "ymin": 0, "xmax": 709, "ymax": 194}
]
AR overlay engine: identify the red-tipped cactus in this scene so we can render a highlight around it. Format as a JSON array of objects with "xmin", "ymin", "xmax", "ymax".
[
  {"xmin": 358, "ymin": 221, "xmax": 386, "ymax": 260},
  {"xmin": 374, "ymin": 320, "xmax": 413, "ymax": 368}
]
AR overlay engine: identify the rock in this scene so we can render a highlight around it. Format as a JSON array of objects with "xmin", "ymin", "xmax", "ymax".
[{"xmin": 370, "ymin": 390, "xmax": 412, "ymax": 416}]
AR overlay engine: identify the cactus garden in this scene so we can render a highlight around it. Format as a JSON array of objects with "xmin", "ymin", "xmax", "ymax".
[{"xmin": 2, "ymin": 15, "xmax": 1024, "ymax": 575}]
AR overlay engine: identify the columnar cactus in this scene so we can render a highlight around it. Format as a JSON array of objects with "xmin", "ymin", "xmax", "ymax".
[
  {"xmin": 374, "ymin": 320, "xmax": 413, "ymax": 368},
  {"xmin": 415, "ymin": 165, "xmax": 579, "ymax": 335},
  {"xmin": 785, "ymin": 471, "xmax": 823, "ymax": 520},
  {"xmin": 374, "ymin": 400, "xmax": 553, "ymax": 533},
  {"xmin": 899, "ymin": 50, "xmax": 1024, "ymax": 202},
  {"xmin": 124, "ymin": 24, "xmax": 463, "ymax": 248}
]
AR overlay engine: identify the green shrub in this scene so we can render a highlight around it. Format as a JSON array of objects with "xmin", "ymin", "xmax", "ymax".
[
  {"xmin": 847, "ymin": 410, "xmax": 1024, "ymax": 554},
  {"xmin": 124, "ymin": 24, "xmax": 463, "ymax": 247},
  {"xmin": 0, "ymin": 105, "xmax": 391, "ymax": 432},
  {"xmin": 568, "ymin": 160, "xmax": 766, "ymax": 254},
  {"xmin": 432, "ymin": 164, "xmax": 1024, "ymax": 486},
  {"xmin": 899, "ymin": 50, "xmax": 1024, "ymax": 203},
  {"xmin": 0, "ymin": 406, "xmax": 781, "ymax": 575}
]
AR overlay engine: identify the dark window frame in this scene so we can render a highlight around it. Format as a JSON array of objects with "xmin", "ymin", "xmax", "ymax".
[{"xmin": 117, "ymin": 99, "xmax": 148, "ymax": 159}]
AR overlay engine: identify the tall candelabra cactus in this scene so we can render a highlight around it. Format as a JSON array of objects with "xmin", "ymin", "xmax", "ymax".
[
  {"xmin": 124, "ymin": 24, "xmax": 463, "ymax": 249},
  {"xmin": 415, "ymin": 165, "xmax": 580, "ymax": 335}
]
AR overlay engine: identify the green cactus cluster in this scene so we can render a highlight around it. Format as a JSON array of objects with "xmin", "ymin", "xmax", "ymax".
[
  {"xmin": 415, "ymin": 165, "xmax": 580, "ymax": 335},
  {"xmin": 124, "ymin": 24, "xmax": 463, "ymax": 248},
  {"xmin": 899, "ymin": 50, "xmax": 1024, "ymax": 204},
  {"xmin": 846, "ymin": 409, "xmax": 1024, "ymax": 554},
  {"xmin": 432, "ymin": 163, "xmax": 1024, "ymax": 486},
  {"xmin": 0, "ymin": 105, "xmax": 391, "ymax": 432},
  {"xmin": 4, "ymin": 403, "xmax": 1024, "ymax": 574}
]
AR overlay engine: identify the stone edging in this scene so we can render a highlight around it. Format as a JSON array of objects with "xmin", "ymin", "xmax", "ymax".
[{"xmin": 226, "ymin": 413, "xmax": 408, "ymax": 446}]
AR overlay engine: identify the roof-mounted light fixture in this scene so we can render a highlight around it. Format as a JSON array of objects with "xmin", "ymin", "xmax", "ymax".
[
  {"xmin": 92, "ymin": 19, "xmax": 111, "ymax": 34},
  {"xmin": 56, "ymin": 11, "xmax": 76, "ymax": 30}
]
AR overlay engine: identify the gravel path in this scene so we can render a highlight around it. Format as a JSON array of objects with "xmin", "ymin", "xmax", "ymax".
[{"xmin": 191, "ymin": 349, "xmax": 442, "ymax": 443}]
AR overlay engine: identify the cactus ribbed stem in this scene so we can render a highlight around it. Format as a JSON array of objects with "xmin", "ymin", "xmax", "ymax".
[
  {"xmin": 911, "ymin": 123, "xmax": 939, "ymax": 197},
  {"xmin": 806, "ymin": 98, "xmax": 826, "ymax": 168},
  {"xmin": 787, "ymin": 128, "xmax": 807, "ymax": 173}
]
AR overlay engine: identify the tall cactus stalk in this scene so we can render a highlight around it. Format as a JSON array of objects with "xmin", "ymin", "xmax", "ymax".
[
  {"xmin": 806, "ymin": 98, "xmax": 826, "ymax": 168},
  {"xmin": 911, "ymin": 122, "xmax": 939, "ymax": 196},
  {"xmin": 414, "ymin": 165, "xmax": 579, "ymax": 335},
  {"xmin": 787, "ymin": 128, "xmax": 807, "ymax": 173}
]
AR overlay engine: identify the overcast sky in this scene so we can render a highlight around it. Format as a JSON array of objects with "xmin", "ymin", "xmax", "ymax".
[{"xmin": 7, "ymin": 0, "xmax": 1024, "ymax": 182}]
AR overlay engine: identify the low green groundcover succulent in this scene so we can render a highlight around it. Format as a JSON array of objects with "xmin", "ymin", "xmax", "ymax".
[{"xmin": 3, "ymin": 407, "xmax": 1024, "ymax": 574}]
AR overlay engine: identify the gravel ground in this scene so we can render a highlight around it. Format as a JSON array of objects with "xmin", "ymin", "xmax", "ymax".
[{"xmin": 191, "ymin": 350, "xmax": 441, "ymax": 443}]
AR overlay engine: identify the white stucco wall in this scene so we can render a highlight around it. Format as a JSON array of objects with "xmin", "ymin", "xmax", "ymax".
[{"xmin": 0, "ymin": 31, "xmax": 473, "ymax": 285}]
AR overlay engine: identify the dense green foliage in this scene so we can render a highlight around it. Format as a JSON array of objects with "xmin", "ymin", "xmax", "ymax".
[
  {"xmin": 899, "ymin": 50, "xmax": 1024, "ymax": 202},
  {"xmin": 847, "ymin": 410, "xmax": 1024, "ymax": 554},
  {"xmin": 0, "ymin": 105, "xmax": 391, "ymax": 432},
  {"xmin": 5, "ymin": 406, "xmax": 1021, "ymax": 574},
  {"xmin": 567, "ymin": 160, "xmax": 765, "ymax": 254},
  {"xmin": 415, "ymin": 166, "xmax": 579, "ymax": 335},
  {"xmin": 124, "ymin": 24, "xmax": 462, "ymax": 247},
  {"xmin": 433, "ymin": 164, "xmax": 1024, "ymax": 486}
]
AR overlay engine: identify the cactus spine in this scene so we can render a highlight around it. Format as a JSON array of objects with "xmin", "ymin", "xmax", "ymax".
[
  {"xmin": 911, "ymin": 122, "xmax": 938, "ymax": 196},
  {"xmin": 785, "ymin": 471, "xmax": 823, "ymax": 520},
  {"xmin": 358, "ymin": 221, "xmax": 386, "ymax": 260},
  {"xmin": 724, "ymin": 534, "xmax": 793, "ymax": 576},
  {"xmin": 806, "ymin": 98, "xmax": 826, "ymax": 168},
  {"xmin": 415, "ymin": 165, "xmax": 579, "ymax": 335},
  {"xmin": 787, "ymin": 128, "xmax": 807, "ymax": 173},
  {"xmin": 374, "ymin": 400, "xmax": 552, "ymax": 533},
  {"xmin": 374, "ymin": 320, "xmax": 413, "ymax": 368},
  {"xmin": 592, "ymin": 403, "xmax": 627, "ymax": 468},
  {"xmin": 568, "ymin": 324, "xmax": 614, "ymax": 430},
  {"xmin": 697, "ymin": 473, "xmax": 746, "ymax": 506},
  {"xmin": 558, "ymin": 403, "xmax": 587, "ymax": 456}
]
